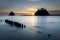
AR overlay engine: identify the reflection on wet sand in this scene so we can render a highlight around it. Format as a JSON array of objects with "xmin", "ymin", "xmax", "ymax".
[{"xmin": 34, "ymin": 16, "xmax": 53, "ymax": 40}]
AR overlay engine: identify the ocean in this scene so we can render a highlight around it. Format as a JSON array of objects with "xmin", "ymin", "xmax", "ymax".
[
  {"xmin": 0, "ymin": 16, "xmax": 60, "ymax": 40},
  {"xmin": 0, "ymin": 11, "xmax": 60, "ymax": 16}
]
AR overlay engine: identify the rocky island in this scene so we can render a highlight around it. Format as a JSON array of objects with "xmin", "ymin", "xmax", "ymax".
[
  {"xmin": 9, "ymin": 11, "xmax": 15, "ymax": 16},
  {"xmin": 34, "ymin": 8, "xmax": 49, "ymax": 16}
]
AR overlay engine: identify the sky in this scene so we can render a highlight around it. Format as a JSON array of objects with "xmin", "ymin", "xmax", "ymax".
[{"xmin": 0, "ymin": 0, "xmax": 60, "ymax": 15}]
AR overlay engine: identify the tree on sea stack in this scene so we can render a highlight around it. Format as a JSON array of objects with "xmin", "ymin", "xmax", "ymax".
[{"xmin": 9, "ymin": 11, "xmax": 15, "ymax": 16}]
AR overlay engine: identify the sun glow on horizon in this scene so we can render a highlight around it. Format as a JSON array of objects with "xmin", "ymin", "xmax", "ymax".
[{"xmin": 13, "ymin": 7, "xmax": 37, "ymax": 16}]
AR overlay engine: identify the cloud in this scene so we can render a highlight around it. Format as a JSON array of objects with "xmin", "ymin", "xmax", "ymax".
[{"xmin": 28, "ymin": 0, "xmax": 39, "ymax": 1}]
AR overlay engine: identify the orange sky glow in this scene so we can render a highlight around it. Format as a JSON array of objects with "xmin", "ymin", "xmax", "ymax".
[{"xmin": 13, "ymin": 7, "xmax": 37, "ymax": 16}]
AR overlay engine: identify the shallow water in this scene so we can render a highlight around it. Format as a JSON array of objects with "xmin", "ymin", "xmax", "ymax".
[{"xmin": 0, "ymin": 16, "xmax": 60, "ymax": 40}]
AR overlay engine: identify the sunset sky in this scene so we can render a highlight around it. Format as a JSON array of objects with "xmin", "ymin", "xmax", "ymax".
[{"xmin": 0, "ymin": 0, "xmax": 60, "ymax": 15}]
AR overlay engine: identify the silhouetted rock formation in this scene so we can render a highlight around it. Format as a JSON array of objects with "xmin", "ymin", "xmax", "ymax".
[
  {"xmin": 5, "ymin": 20, "xmax": 13, "ymax": 26},
  {"xmin": 48, "ymin": 34, "xmax": 51, "ymax": 37},
  {"xmin": 9, "ymin": 11, "xmax": 15, "ymax": 16},
  {"xmin": 34, "ymin": 8, "xmax": 49, "ymax": 16},
  {"xmin": 5, "ymin": 19, "xmax": 26, "ymax": 28},
  {"xmin": 0, "ymin": 20, "xmax": 2, "ymax": 22}
]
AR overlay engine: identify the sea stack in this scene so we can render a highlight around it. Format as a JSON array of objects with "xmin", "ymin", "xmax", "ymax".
[
  {"xmin": 34, "ymin": 8, "xmax": 49, "ymax": 16},
  {"xmin": 9, "ymin": 11, "xmax": 15, "ymax": 16}
]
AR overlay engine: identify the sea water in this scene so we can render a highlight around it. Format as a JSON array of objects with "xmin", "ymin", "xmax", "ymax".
[{"xmin": 0, "ymin": 16, "xmax": 60, "ymax": 40}]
